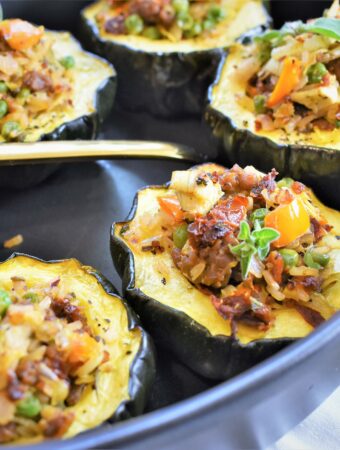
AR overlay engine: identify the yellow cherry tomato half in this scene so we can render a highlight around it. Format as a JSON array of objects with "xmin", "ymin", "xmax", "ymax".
[
  {"xmin": 0, "ymin": 19, "xmax": 44, "ymax": 51},
  {"xmin": 264, "ymin": 198, "xmax": 310, "ymax": 247}
]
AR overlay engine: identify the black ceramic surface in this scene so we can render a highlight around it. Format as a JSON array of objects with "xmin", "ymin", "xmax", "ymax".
[{"xmin": 1, "ymin": 1, "xmax": 339, "ymax": 449}]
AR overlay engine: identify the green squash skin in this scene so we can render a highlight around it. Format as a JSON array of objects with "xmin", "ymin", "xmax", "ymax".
[
  {"xmin": 6, "ymin": 252, "xmax": 156, "ymax": 421},
  {"xmin": 0, "ymin": 62, "xmax": 116, "ymax": 190},
  {"xmin": 205, "ymin": 54, "xmax": 340, "ymax": 209},
  {"xmin": 110, "ymin": 188, "xmax": 294, "ymax": 381},
  {"xmin": 80, "ymin": 6, "xmax": 271, "ymax": 118}
]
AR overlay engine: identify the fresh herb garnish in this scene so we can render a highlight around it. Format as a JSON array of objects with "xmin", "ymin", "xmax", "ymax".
[
  {"xmin": 254, "ymin": 18, "xmax": 340, "ymax": 61},
  {"xmin": 230, "ymin": 220, "xmax": 280, "ymax": 279},
  {"xmin": 250, "ymin": 208, "xmax": 268, "ymax": 229},
  {"xmin": 304, "ymin": 18, "xmax": 340, "ymax": 41}
]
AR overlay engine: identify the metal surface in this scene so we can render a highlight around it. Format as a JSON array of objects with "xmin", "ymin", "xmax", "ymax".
[{"xmin": 0, "ymin": 140, "xmax": 202, "ymax": 165}]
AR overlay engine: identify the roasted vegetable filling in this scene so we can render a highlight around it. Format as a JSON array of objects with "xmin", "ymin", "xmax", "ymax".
[
  {"xmin": 238, "ymin": 3, "xmax": 340, "ymax": 133},
  {"xmin": 0, "ymin": 276, "xmax": 109, "ymax": 443},
  {"xmin": 122, "ymin": 165, "xmax": 339, "ymax": 333},
  {"xmin": 0, "ymin": 19, "xmax": 76, "ymax": 142},
  {"xmin": 96, "ymin": 0, "xmax": 226, "ymax": 40}
]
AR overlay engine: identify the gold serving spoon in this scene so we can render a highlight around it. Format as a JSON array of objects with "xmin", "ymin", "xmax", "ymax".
[{"xmin": 0, "ymin": 140, "xmax": 205, "ymax": 165}]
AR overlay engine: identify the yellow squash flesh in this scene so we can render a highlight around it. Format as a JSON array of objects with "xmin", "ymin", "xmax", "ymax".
[
  {"xmin": 210, "ymin": 44, "xmax": 340, "ymax": 150},
  {"xmin": 14, "ymin": 31, "xmax": 114, "ymax": 143},
  {"xmin": 0, "ymin": 255, "xmax": 142, "ymax": 442},
  {"xmin": 115, "ymin": 168, "xmax": 340, "ymax": 345},
  {"xmin": 83, "ymin": 0, "xmax": 268, "ymax": 53}
]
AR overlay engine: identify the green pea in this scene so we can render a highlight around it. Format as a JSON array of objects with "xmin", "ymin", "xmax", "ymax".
[
  {"xmin": 142, "ymin": 26, "xmax": 161, "ymax": 40},
  {"xmin": 0, "ymin": 81, "xmax": 8, "ymax": 93},
  {"xmin": 125, "ymin": 14, "xmax": 144, "ymax": 35},
  {"xmin": 277, "ymin": 177, "xmax": 294, "ymax": 188},
  {"xmin": 304, "ymin": 251, "xmax": 322, "ymax": 269},
  {"xmin": 172, "ymin": 0, "xmax": 189, "ymax": 14},
  {"xmin": 0, "ymin": 289, "xmax": 11, "ymax": 317},
  {"xmin": 253, "ymin": 95, "xmax": 267, "ymax": 114},
  {"xmin": 0, "ymin": 100, "xmax": 8, "ymax": 118},
  {"xmin": 60, "ymin": 55, "xmax": 75, "ymax": 69},
  {"xmin": 177, "ymin": 12, "xmax": 194, "ymax": 30},
  {"xmin": 335, "ymin": 120, "xmax": 340, "ymax": 128},
  {"xmin": 258, "ymin": 42, "xmax": 272, "ymax": 65},
  {"xmin": 310, "ymin": 251, "xmax": 330, "ymax": 268},
  {"xmin": 17, "ymin": 88, "xmax": 31, "ymax": 100},
  {"xmin": 185, "ymin": 21, "xmax": 202, "ymax": 38},
  {"xmin": 207, "ymin": 5, "xmax": 225, "ymax": 22},
  {"xmin": 173, "ymin": 223, "xmax": 188, "ymax": 249},
  {"xmin": 307, "ymin": 62, "xmax": 328, "ymax": 84},
  {"xmin": 1, "ymin": 121, "xmax": 20, "ymax": 139},
  {"xmin": 16, "ymin": 394, "xmax": 41, "ymax": 418},
  {"xmin": 203, "ymin": 19, "xmax": 215, "ymax": 31},
  {"xmin": 278, "ymin": 249, "xmax": 299, "ymax": 267}
]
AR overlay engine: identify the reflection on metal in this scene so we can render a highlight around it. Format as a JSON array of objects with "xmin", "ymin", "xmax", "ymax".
[{"xmin": 0, "ymin": 140, "xmax": 205, "ymax": 165}]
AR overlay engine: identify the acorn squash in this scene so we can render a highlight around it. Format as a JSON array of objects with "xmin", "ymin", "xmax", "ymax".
[
  {"xmin": 205, "ymin": 17, "xmax": 340, "ymax": 208},
  {"xmin": 80, "ymin": 0, "xmax": 270, "ymax": 117},
  {"xmin": 0, "ymin": 253, "xmax": 155, "ymax": 444},
  {"xmin": 111, "ymin": 163, "xmax": 340, "ymax": 380},
  {"xmin": 0, "ymin": 24, "xmax": 116, "ymax": 189}
]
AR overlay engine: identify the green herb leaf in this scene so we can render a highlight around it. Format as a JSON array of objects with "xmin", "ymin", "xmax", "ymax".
[
  {"xmin": 240, "ymin": 250, "xmax": 256, "ymax": 280},
  {"xmin": 250, "ymin": 208, "xmax": 268, "ymax": 222},
  {"xmin": 252, "ymin": 227, "xmax": 280, "ymax": 248},
  {"xmin": 304, "ymin": 18, "xmax": 340, "ymax": 41},
  {"xmin": 230, "ymin": 241, "xmax": 256, "ymax": 278},
  {"xmin": 237, "ymin": 220, "xmax": 251, "ymax": 241},
  {"xmin": 230, "ymin": 241, "xmax": 256, "ymax": 279},
  {"xmin": 231, "ymin": 218, "xmax": 280, "ymax": 279},
  {"xmin": 254, "ymin": 30, "xmax": 282, "ymax": 43},
  {"xmin": 253, "ymin": 219, "xmax": 262, "ymax": 231},
  {"xmin": 257, "ymin": 244, "xmax": 270, "ymax": 261},
  {"xmin": 230, "ymin": 240, "xmax": 249, "ymax": 256}
]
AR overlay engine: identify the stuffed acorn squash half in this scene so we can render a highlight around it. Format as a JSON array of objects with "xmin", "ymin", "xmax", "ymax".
[
  {"xmin": 206, "ymin": 3, "xmax": 340, "ymax": 207},
  {"xmin": 0, "ymin": 254, "xmax": 154, "ymax": 444},
  {"xmin": 80, "ymin": 0, "xmax": 269, "ymax": 117},
  {"xmin": 0, "ymin": 18, "xmax": 116, "ymax": 188},
  {"xmin": 111, "ymin": 163, "xmax": 340, "ymax": 380}
]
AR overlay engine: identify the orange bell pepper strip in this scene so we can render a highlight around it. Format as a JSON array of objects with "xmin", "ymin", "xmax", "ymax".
[
  {"xmin": 158, "ymin": 195, "xmax": 183, "ymax": 222},
  {"xmin": 0, "ymin": 19, "xmax": 44, "ymax": 51},
  {"xmin": 267, "ymin": 57, "xmax": 302, "ymax": 108},
  {"xmin": 264, "ymin": 198, "xmax": 310, "ymax": 248},
  {"xmin": 67, "ymin": 333, "xmax": 100, "ymax": 365}
]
